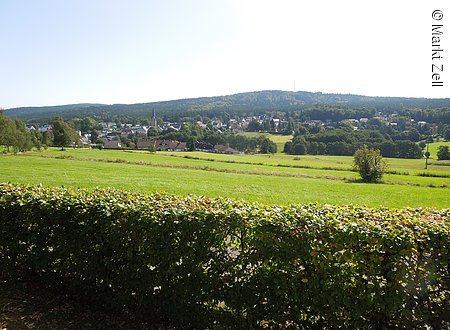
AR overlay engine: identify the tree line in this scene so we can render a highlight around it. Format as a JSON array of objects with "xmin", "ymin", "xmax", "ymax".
[
  {"xmin": 0, "ymin": 110, "xmax": 33, "ymax": 152},
  {"xmin": 284, "ymin": 129, "xmax": 424, "ymax": 158},
  {"xmin": 0, "ymin": 111, "xmax": 80, "ymax": 152}
]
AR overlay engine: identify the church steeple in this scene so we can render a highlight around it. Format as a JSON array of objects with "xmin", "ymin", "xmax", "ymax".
[{"xmin": 152, "ymin": 109, "xmax": 157, "ymax": 128}]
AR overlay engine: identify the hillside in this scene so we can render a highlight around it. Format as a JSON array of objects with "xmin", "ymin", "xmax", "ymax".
[{"xmin": 5, "ymin": 90, "xmax": 450, "ymax": 122}]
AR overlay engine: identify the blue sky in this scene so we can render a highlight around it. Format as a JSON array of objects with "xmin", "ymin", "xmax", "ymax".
[{"xmin": 1, "ymin": 0, "xmax": 449, "ymax": 108}]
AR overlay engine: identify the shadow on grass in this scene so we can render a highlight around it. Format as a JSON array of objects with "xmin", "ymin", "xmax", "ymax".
[{"xmin": 344, "ymin": 178, "xmax": 385, "ymax": 184}]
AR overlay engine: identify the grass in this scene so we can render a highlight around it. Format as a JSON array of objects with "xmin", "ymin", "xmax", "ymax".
[
  {"xmin": 238, "ymin": 132, "xmax": 293, "ymax": 152},
  {"xmin": 169, "ymin": 151, "xmax": 450, "ymax": 177},
  {"xmin": 427, "ymin": 141, "xmax": 450, "ymax": 159},
  {"xmin": 1, "ymin": 148, "xmax": 449, "ymax": 208}
]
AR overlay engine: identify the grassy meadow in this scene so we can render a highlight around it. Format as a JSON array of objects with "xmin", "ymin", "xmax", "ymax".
[
  {"xmin": 0, "ymin": 146, "xmax": 449, "ymax": 208},
  {"xmin": 238, "ymin": 132, "xmax": 293, "ymax": 152}
]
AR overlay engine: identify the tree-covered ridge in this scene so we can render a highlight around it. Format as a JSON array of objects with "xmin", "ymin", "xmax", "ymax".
[{"xmin": 5, "ymin": 90, "xmax": 450, "ymax": 123}]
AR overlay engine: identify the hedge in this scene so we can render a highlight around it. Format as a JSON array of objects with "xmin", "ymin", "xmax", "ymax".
[{"xmin": 0, "ymin": 183, "xmax": 448, "ymax": 328}]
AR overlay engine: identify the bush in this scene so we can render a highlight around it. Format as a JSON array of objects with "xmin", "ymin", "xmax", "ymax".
[
  {"xmin": 0, "ymin": 183, "xmax": 449, "ymax": 328},
  {"xmin": 437, "ymin": 145, "xmax": 450, "ymax": 160},
  {"xmin": 285, "ymin": 136, "xmax": 307, "ymax": 155},
  {"xmin": 353, "ymin": 145, "xmax": 388, "ymax": 182}
]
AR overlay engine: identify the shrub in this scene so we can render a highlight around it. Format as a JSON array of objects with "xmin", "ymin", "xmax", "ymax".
[
  {"xmin": 0, "ymin": 183, "xmax": 449, "ymax": 328},
  {"xmin": 437, "ymin": 145, "xmax": 450, "ymax": 160},
  {"xmin": 353, "ymin": 145, "xmax": 388, "ymax": 182}
]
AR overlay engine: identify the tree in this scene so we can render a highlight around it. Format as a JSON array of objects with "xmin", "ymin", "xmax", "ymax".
[
  {"xmin": 326, "ymin": 141, "xmax": 353, "ymax": 156},
  {"xmin": 187, "ymin": 137, "xmax": 196, "ymax": 151},
  {"xmin": 437, "ymin": 145, "xmax": 450, "ymax": 160},
  {"xmin": 380, "ymin": 141, "xmax": 396, "ymax": 158},
  {"xmin": 292, "ymin": 141, "xmax": 307, "ymax": 155},
  {"xmin": 0, "ymin": 112, "xmax": 33, "ymax": 152},
  {"xmin": 52, "ymin": 117, "xmax": 79, "ymax": 150},
  {"xmin": 406, "ymin": 128, "xmax": 421, "ymax": 142},
  {"xmin": 12, "ymin": 119, "xmax": 33, "ymax": 152},
  {"xmin": 393, "ymin": 140, "xmax": 422, "ymax": 159},
  {"xmin": 444, "ymin": 128, "xmax": 450, "ymax": 141},
  {"xmin": 308, "ymin": 141, "xmax": 326, "ymax": 155},
  {"xmin": 283, "ymin": 141, "xmax": 292, "ymax": 154},
  {"xmin": 353, "ymin": 145, "xmax": 388, "ymax": 183},
  {"xmin": 42, "ymin": 130, "xmax": 52, "ymax": 146},
  {"xmin": 268, "ymin": 141, "xmax": 277, "ymax": 154},
  {"xmin": 0, "ymin": 115, "xmax": 16, "ymax": 151},
  {"xmin": 71, "ymin": 117, "xmax": 100, "ymax": 132},
  {"xmin": 147, "ymin": 127, "xmax": 160, "ymax": 137},
  {"xmin": 285, "ymin": 136, "xmax": 307, "ymax": 155},
  {"xmin": 259, "ymin": 137, "xmax": 277, "ymax": 154},
  {"xmin": 90, "ymin": 129, "xmax": 99, "ymax": 143},
  {"xmin": 246, "ymin": 119, "xmax": 261, "ymax": 132}
]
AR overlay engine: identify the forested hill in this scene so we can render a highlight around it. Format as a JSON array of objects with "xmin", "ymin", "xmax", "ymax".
[
  {"xmin": 5, "ymin": 103, "xmax": 104, "ymax": 119},
  {"xmin": 5, "ymin": 90, "xmax": 450, "ymax": 122}
]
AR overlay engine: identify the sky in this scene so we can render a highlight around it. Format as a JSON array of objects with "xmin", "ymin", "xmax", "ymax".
[{"xmin": 1, "ymin": 0, "xmax": 449, "ymax": 108}]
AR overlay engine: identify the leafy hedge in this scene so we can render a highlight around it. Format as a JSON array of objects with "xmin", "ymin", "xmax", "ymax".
[{"xmin": 0, "ymin": 183, "xmax": 448, "ymax": 328}]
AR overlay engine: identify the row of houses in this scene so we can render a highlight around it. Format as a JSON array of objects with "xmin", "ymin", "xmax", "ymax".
[
  {"xmin": 187, "ymin": 141, "xmax": 241, "ymax": 154},
  {"xmin": 102, "ymin": 139, "xmax": 186, "ymax": 151},
  {"xmin": 98, "ymin": 115, "xmax": 287, "ymax": 138},
  {"xmin": 135, "ymin": 139, "xmax": 187, "ymax": 151}
]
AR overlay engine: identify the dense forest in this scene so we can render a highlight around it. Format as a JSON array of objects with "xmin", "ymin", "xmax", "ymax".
[{"xmin": 5, "ymin": 90, "xmax": 450, "ymax": 124}]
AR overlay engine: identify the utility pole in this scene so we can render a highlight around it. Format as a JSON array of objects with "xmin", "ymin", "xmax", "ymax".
[{"xmin": 425, "ymin": 142, "xmax": 430, "ymax": 169}]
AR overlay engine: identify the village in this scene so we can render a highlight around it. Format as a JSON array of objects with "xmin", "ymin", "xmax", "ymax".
[{"xmin": 22, "ymin": 110, "xmax": 432, "ymax": 157}]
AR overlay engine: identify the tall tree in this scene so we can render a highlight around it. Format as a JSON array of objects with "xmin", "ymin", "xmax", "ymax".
[
  {"xmin": 444, "ymin": 128, "xmax": 450, "ymax": 141},
  {"xmin": 259, "ymin": 137, "xmax": 277, "ymax": 154},
  {"xmin": 0, "ymin": 114, "xmax": 15, "ymax": 150},
  {"xmin": 52, "ymin": 117, "xmax": 79, "ymax": 150},
  {"xmin": 0, "ymin": 112, "xmax": 33, "ymax": 152}
]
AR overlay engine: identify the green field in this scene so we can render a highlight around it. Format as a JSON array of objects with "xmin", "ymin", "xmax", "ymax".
[
  {"xmin": 1, "ymin": 147, "xmax": 449, "ymax": 208},
  {"xmin": 427, "ymin": 141, "xmax": 450, "ymax": 158},
  {"xmin": 238, "ymin": 132, "xmax": 293, "ymax": 152}
]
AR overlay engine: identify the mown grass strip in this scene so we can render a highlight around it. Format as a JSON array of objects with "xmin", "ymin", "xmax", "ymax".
[
  {"xmin": 2, "ymin": 151, "xmax": 449, "ymax": 208},
  {"xmin": 169, "ymin": 153, "xmax": 450, "ymax": 178},
  {"xmin": 21, "ymin": 153, "xmax": 450, "ymax": 188}
]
